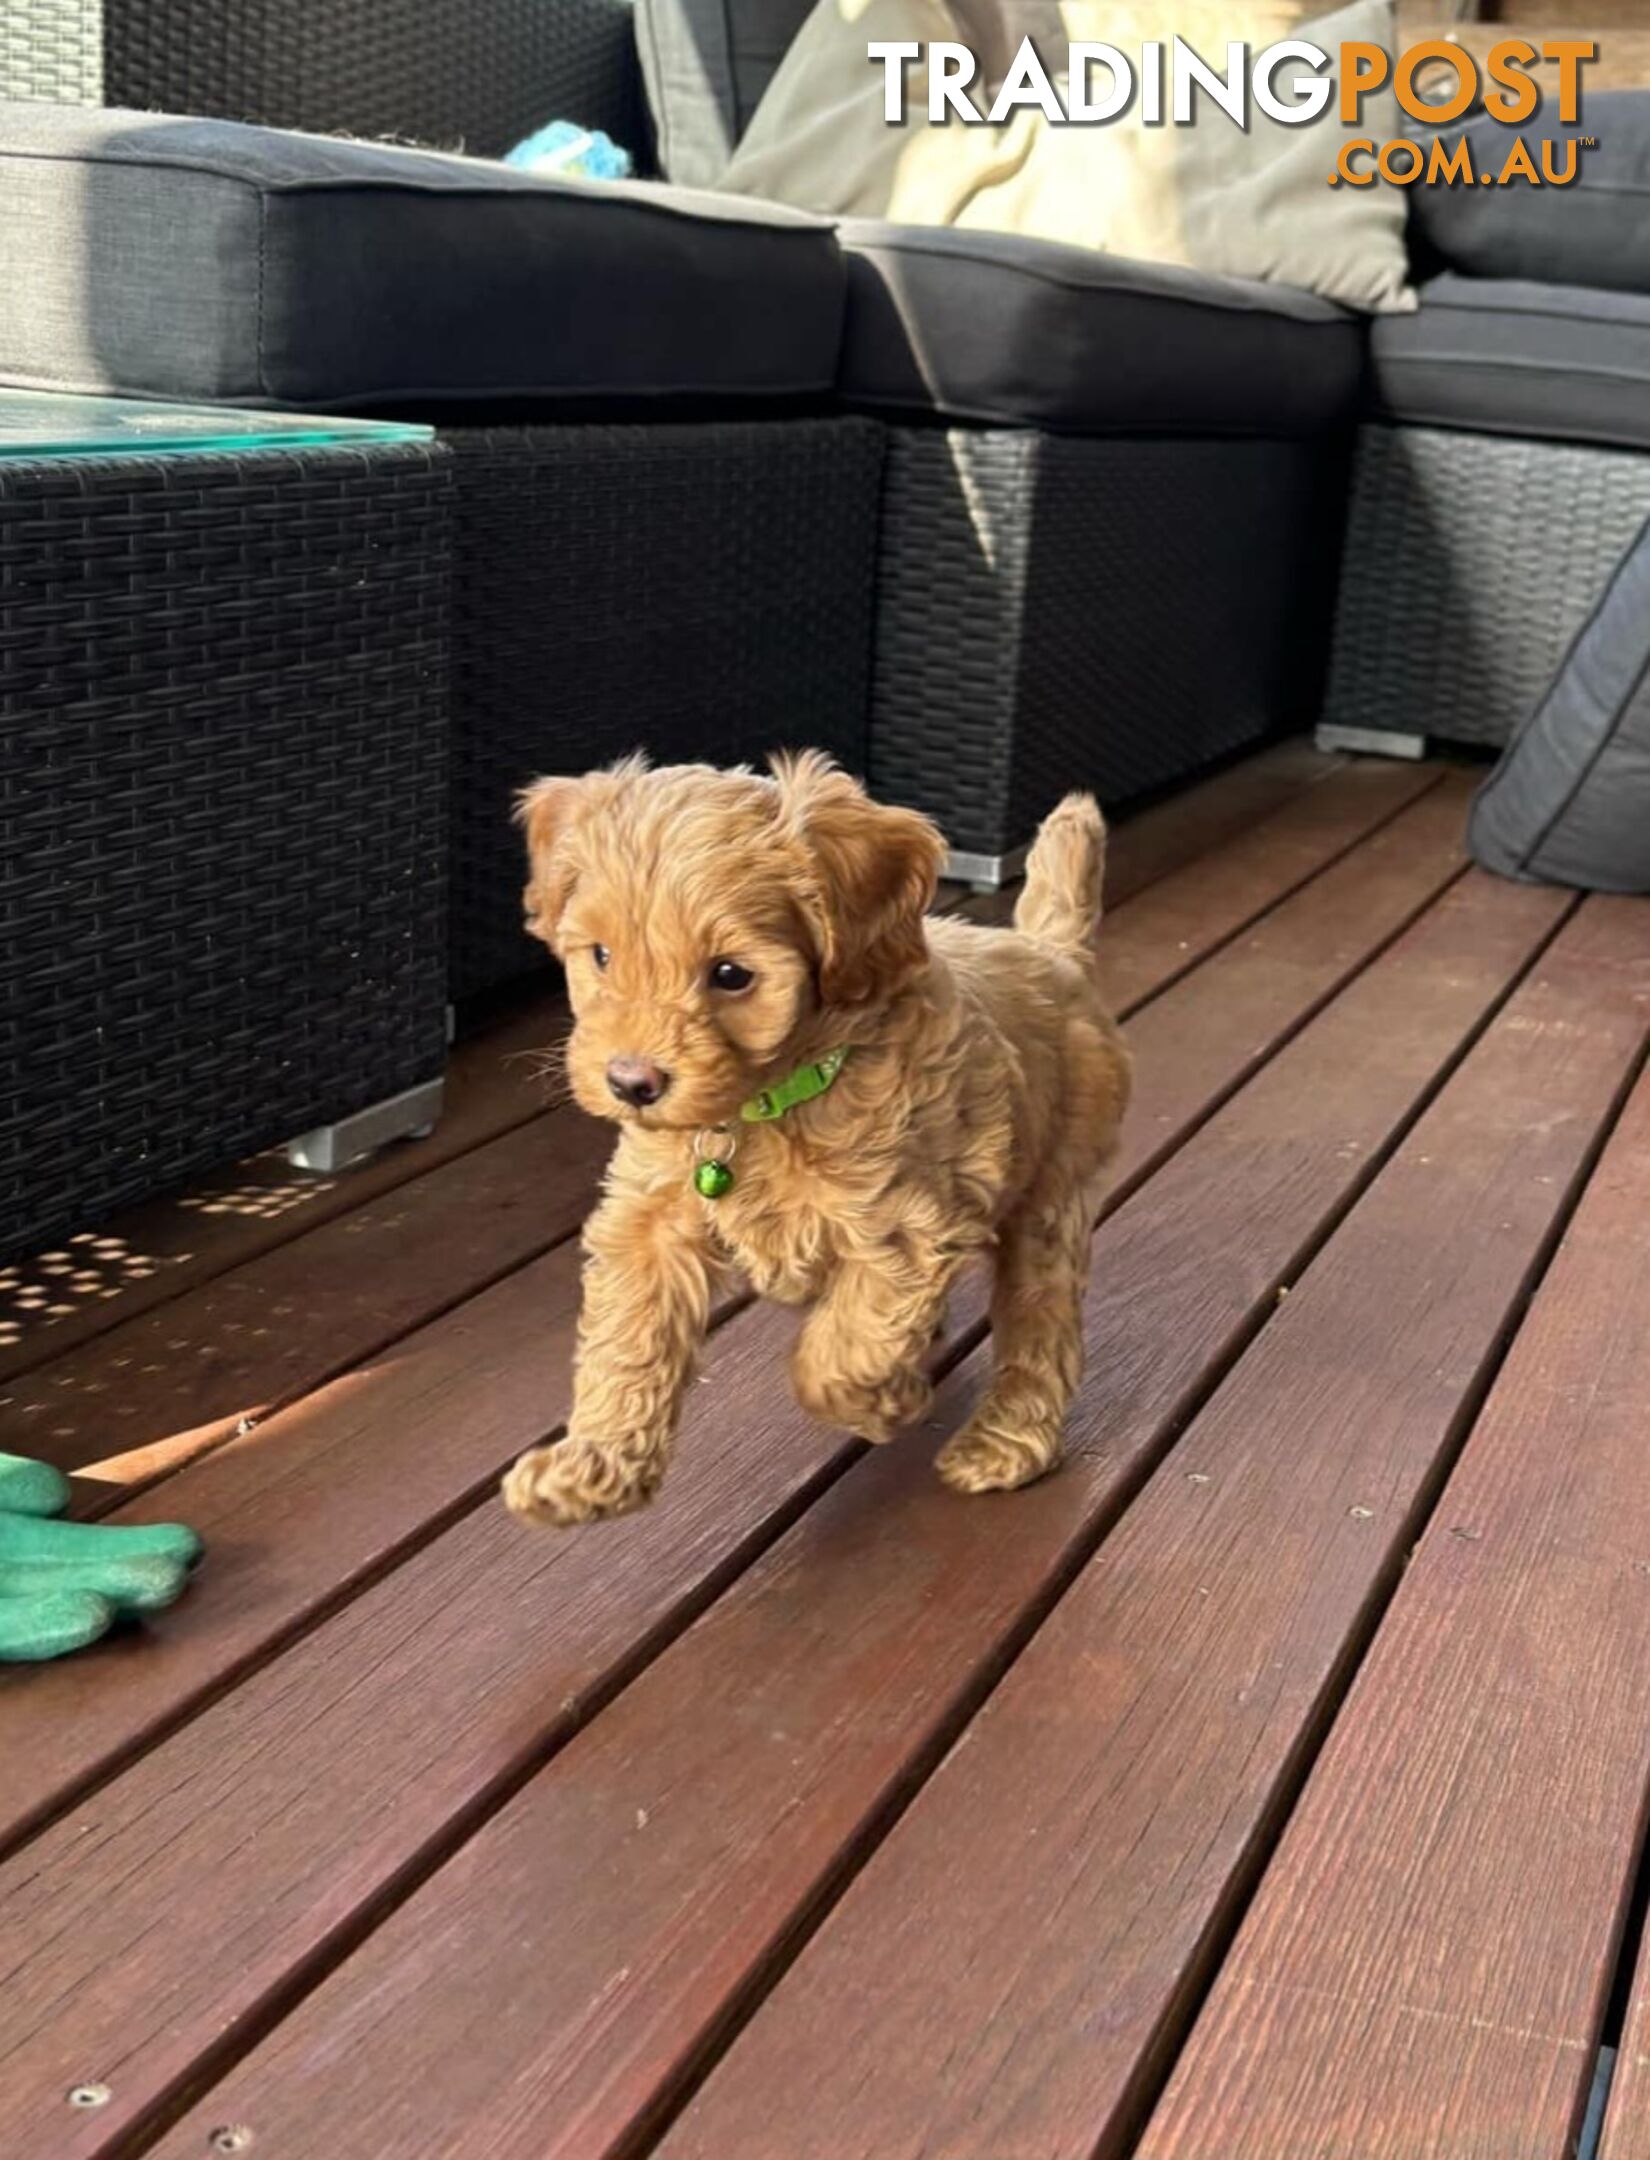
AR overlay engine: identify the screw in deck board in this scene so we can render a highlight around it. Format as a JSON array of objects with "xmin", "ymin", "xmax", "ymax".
[
  {"xmin": 209, "ymin": 2130, "xmax": 255, "ymax": 2153},
  {"xmin": 67, "ymin": 2084, "xmax": 111, "ymax": 2109}
]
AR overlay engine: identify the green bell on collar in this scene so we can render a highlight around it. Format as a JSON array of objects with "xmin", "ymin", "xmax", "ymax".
[
  {"xmin": 692, "ymin": 1046, "xmax": 850, "ymax": 1199},
  {"xmin": 694, "ymin": 1157, "xmax": 735, "ymax": 1200}
]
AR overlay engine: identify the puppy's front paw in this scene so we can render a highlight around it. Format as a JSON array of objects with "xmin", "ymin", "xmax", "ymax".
[
  {"xmin": 934, "ymin": 1419, "xmax": 1061, "ymax": 1496},
  {"xmin": 503, "ymin": 1438, "xmax": 660, "ymax": 1527},
  {"xmin": 792, "ymin": 1361, "xmax": 932, "ymax": 1446}
]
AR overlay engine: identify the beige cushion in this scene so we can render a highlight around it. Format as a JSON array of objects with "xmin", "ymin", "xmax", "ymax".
[{"xmin": 719, "ymin": 0, "xmax": 1414, "ymax": 314}]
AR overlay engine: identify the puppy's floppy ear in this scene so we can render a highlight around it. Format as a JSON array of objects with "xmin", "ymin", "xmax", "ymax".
[
  {"xmin": 772, "ymin": 751, "xmax": 944, "ymax": 1006},
  {"xmin": 515, "ymin": 774, "xmax": 586, "ymax": 952}
]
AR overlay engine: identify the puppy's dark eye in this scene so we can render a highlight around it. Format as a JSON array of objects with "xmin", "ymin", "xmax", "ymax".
[
  {"xmin": 592, "ymin": 944, "xmax": 610, "ymax": 971},
  {"xmin": 708, "ymin": 958, "xmax": 754, "ymax": 993}
]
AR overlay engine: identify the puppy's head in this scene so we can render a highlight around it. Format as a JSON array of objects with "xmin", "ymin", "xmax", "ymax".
[{"xmin": 518, "ymin": 752, "xmax": 944, "ymax": 1131}]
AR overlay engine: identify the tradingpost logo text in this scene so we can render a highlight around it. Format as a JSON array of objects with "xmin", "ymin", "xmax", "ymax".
[{"xmin": 868, "ymin": 36, "xmax": 1598, "ymax": 188}]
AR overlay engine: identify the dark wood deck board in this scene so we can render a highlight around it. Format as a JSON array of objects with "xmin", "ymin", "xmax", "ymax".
[
  {"xmin": 655, "ymin": 895, "xmax": 1646, "ymax": 2160},
  {"xmin": 1141, "ymin": 933, "xmax": 1650, "ymax": 2160},
  {"xmin": 1073, "ymin": 757, "xmax": 1438, "ymax": 1017},
  {"xmin": 0, "ymin": 775, "xmax": 1471, "ymax": 2156},
  {"xmin": 0, "ymin": 986, "xmax": 572, "ymax": 1387},
  {"xmin": 1100, "ymin": 739, "xmax": 1344, "ymax": 902},
  {"xmin": 9, "ymin": 1108, "xmax": 613, "ymax": 1502},
  {"xmin": 1604, "ymin": 1931, "xmax": 1650, "ymax": 2151},
  {"xmin": 130, "ymin": 855, "xmax": 1569, "ymax": 2160},
  {"xmin": 962, "ymin": 737, "xmax": 1346, "ymax": 932},
  {"xmin": 0, "ymin": 753, "xmax": 1430, "ymax": 1858},
  {"xmin": 2, "ymin": 746, "xmax": 1645, "ymax": 2160}
]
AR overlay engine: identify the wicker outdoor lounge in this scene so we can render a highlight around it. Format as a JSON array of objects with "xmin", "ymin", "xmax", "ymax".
[
  {"xmin": 0, "ymin": 397, "xmax": 451, "ymax": 1257},
  {"xmin": 2, "ymin": 0, "xmax": 1648, "ymax": 1228}
]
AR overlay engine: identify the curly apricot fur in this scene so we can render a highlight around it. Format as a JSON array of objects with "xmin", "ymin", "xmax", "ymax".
[{"xmin": 503, "ymin": 755, "xmax": 1129, "ymax": 1526}]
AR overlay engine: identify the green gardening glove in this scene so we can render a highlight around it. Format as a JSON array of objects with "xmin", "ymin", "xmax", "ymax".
[{"xmin": 0, "ymin": 1453, "xmax": 202, "ymax": 1662}]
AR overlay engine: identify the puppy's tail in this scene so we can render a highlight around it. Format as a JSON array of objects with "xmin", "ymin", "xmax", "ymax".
[{"xmin": 1014, "ymin": 794, "xmax": 1106, "ymax": 960}]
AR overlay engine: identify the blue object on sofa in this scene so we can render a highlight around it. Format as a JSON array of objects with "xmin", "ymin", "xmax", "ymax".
[{"xmin": 505, "ymin": 119, "xmax": 632, "ymax": 179}]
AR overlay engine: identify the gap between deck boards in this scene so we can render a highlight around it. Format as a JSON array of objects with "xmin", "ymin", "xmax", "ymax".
[
  {"xmin": 3, "ymin": 773, "xmax": 1589, "ymax": 2142},
  {"xmin": 134, "ymin": 879, "xmax": 1628, "ymax": 2160},
  {"xmin": 0, "ymin": 760, "xmax": 1455, "ymax": 1874},
  {"xmin": 1141, "ymin": 1001, "xmax": 1650, "ymax": 2160},
  {"xmin": 132, "ymin": 822, "xmax": 1644, "ymax": 2160}
]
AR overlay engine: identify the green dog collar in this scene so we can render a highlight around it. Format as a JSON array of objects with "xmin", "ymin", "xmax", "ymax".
[
  {"xmin": 740, "ymin": 1045, "xmax": 849, "ymax": 1124},
  {"xmin": 693, "ymin": 1047, "xmax": 849, "ymax": 1199}
]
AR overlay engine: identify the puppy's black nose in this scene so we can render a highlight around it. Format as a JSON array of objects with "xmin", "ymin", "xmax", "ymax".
[{"xmin": 606, "ymin": 1056, "xmax": 670, "ymax": 1108}]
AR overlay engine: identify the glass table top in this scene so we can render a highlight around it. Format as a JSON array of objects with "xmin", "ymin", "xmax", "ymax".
[{"xmin": 0, "ymin": 389, "xmax": 432, "ymax": 460}]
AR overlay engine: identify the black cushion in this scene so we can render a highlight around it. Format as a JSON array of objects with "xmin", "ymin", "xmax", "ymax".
[
  {"xmin": 1411, "ymin": 94, "xmax": 1650, "ymax": 300},
  {"xmin": 0, "ymin": 103, "xmax": 844, "ymax": 409},
  {"xmin": 837, "ymin": 221, "xmax": 1364, "ymax": 439},
  {"xmin": 1368, "ymin": 275, "xmax": 1650, "ymax": 454}
]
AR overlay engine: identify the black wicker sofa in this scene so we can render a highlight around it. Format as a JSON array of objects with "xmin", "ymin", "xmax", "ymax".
[
  {"xmin": 833, "ymin": 222, "xmax": 1359, "ymax": 882},
  {"xmin": 2, "ymin": 0, "xmax": 1360, "ymax": 926},
  {"xmin": 633, "ymin": 4, "xmax": 1650, "ymax": 837},
  {"xmin": 0, "ymin": 0, "xmax": 653, "ymax": 166},
  {"xmin": 8, "ymin": 0, "xmax": 1650, "ymax": 868},
  {"xmin": 0, "ymin": 93, "xmax": 885, "ymax": 1004},
  {"xmin": 1320, "ymin": 97, "xmax": 1650, "ymax": 762},
  {"xmin": 3, "ymin": 0, "xmax": 1648, "ymax": 1254},
  {"xmin": 598, "ymin": 0, "xmax": 1363, "ymax": 878},
  {"xmin": 0, "ymin": 0, "xmax": 877, "ymax": 1255}
]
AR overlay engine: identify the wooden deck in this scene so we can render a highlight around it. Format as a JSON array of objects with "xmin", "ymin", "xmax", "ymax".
[{"xmin": 3, "ymin": 741, "xmax": 1649, "ymax": 2160}]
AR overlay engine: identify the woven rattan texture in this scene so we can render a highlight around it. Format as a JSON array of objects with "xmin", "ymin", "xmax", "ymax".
[
  {"xmin": 1, "ymin": 0, "xmax": 100, "ymax": 101},
  {"xmin": 96, "ymin": 0, "xmax": 645, "ymax": 159},
  {"xmin": 1323, "ymin": 423, "xmax": 1650, "ymax": 750},
  {"xmin": 0, "ymin": 444, "xmax": 451, "ymax": 1260},
  {"xmin": 866, "ymin": 431, "xmax": 1033, "ymax": 864},
  {"xmin": 445, "ymin": 417, "xmax": 884, "ymax": 1000},
  {"xmin": 869, "ymin": 427, "xmax": 1339, "ymax": 859}
]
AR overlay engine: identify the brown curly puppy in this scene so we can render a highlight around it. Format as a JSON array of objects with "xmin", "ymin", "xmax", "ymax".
[{"xmin": 503, "ymin": 753, "xmax": 1130, "ymax": 1527}]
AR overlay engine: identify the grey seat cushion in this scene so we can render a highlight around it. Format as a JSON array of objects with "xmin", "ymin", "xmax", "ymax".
[
  {"xmin": 1470, "ymin": 509, "xmax": 1650, "ymax": 892},
  {"xmin": 0, "ymin": 102, "xmax": 844, "ymax": 409},
  {"xmin": 1368, "ymin": 275, "xmax": 1650, "ymax": 454},
  {"xmin": 1411, "ymin": 95, "xmax": 1650, "ymax": 300},
  {"xmin": 837, "ymin": 222, "xmax": 1364, "ymax": 439}
]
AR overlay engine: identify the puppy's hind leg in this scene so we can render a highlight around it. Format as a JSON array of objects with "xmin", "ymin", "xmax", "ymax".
[{"xmin": 936, "ymin": 1185, "xmax": 1091, "ymax": 1494}]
